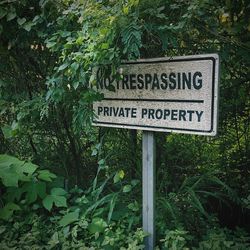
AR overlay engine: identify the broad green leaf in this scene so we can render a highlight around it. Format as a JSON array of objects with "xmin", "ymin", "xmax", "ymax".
[
  {"xmin": 1, "ymin": 125, "xmax": 12, "ymax": 139},
  {"xmin": 0, "ymin": 203, "xmax": 20, "ymax": 220},
  {"xmin": 113, "ymin": 170, "xmax": 124, "ymax": 183},
  {"xmin": 0, "ymin": 155, "xmax": 39, "ymax": 186},
  {"xmin": 0, "ymin": 155, "xmax": 22, "ymax": 186},
  {"xmin": 23, "ymin": 22, "xmax": 33, "ymax": 32},
  {"xmin": 76, "ymin": 36, "xmax": 84, "ymax": 45},
  {"xmin": 101, "ymin": 43, "xmax": 109, "ymax": 49},
  {"xmin": 73, "ymin": 81, "xmax": 79, "ymax": 90},
  {"xmin": 88, "ymin": 217, "xmax": 107, "ymax": 234},
  {"xmin": 131, "ymin": 179, "xmax": 140, "ymax": 186},
  {"xmin": 98, "ymin": 159, "xmax": 105, "ymax": 165},
  {"xmin": 6, "ymin": 11, "xmax": 16, "ymax": 21},
  {"xmin": 23, "ymin": 181, "xmax": 46, "ymax": 203},
  {"xmin": 71, "ymin": 62, "xmax": 79, "ymax": 71},
  {"xmin": 128, "ymin": 201, "xmax": 139, "ymax": 212},
  {"xmin": 45, "ymin": 195, "xmax": 67, "ymax": 211},
  {"xmin": 0, "ymin": 165, "xmax": 19, "ymax": 187},
  {"xmin": 11, "ymin": 120, "xmax": 18, "ymax": 130},
  {"xmin": 91, "ymin": 149, "xmax": 98, "ymax": 156},
  {"xmin": 53, "ymin": 195, "xmax": 67, "ymax": 208},
  {"xmin": 0, "ymin": 154, "xmax": 22, "ymax": 167},
  {"xmin": 59, "ymin": 210, "xmax": 79, "ymax": 227},
  {"xmin": 17, "ymin": 17, "xmax": 26, "ymax": 25},
  {"xmin": 58, "ymin": 63, "xmax": 68, "ymax": 71},
  {"xmin": 51, "ymin": 187, "xmax": 67, "ymax": 196},
  {"xmin": 46, "ymin": 41, "xmax": 56, "ymax": 48},
  {"xmin": 21, "ymin": 162, "xmax": 38, "ymax": 175},
  {"xmin": 123, "ymin": 184, "xmax": 132, "ymax": 193},
  {"xmin": 123, "ymin": 6, "xmax": 129, "ymax": 15},
  {"xmin": 119, "ymin": 170, "xmax": 125, "ymax": 179},
  {"xmin": 42, "ymin": 195, "xmax": 53, "ymax": 211},
  {"xmin": 25, "ymin": 183, "xmax": 39, "ymax": 203},
  {"xmin": 32, "ymin": 15, "xmax": 40, "ymax": 23},
  {"xmin": 38, "ymin": 170, "xmax": 56, "ymax": 182},
  {"xmin": 60, "ymin": 31, "xmax": 71, "ymax": 37},
  {"xmin": 42, "ymin": 188, "xmax": 67, "ymax": 211},
  {"xmin": 48, "ymin": 232, "xmax": 59, "ymax": 247}
]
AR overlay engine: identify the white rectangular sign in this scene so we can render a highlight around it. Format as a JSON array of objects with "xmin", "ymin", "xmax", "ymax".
[{"xmin": 93, "ymin": 54, "xmax": 219, "ymax": 136}]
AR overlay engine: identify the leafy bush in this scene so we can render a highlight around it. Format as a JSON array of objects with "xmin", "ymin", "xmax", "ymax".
[
  {"xmin": 159, "ymin": 229, "xmax": 192, "ymax": 250},
  {"xmin": 195, "ymin": 228, "xmax": 250, "ymax": 250},
  {"xmin": 0, "ymin": 155, "xmax": 146, "ymax": 249},
  {"xmin": 0, "ymin": 154, "xmax": 64, "ymax": 220},
  {"xmin": 157, "ymin": 227, "xmax": 250, "ymax": 250}
]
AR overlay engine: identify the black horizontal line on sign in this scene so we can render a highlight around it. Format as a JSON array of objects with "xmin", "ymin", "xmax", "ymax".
[
  {"xmin": 103, "ymin": 98, "xmax": 204, "ymax": 103},
  {"xmin": 93, "ymin": 120, "xmax": 212, "ymax": 133}
]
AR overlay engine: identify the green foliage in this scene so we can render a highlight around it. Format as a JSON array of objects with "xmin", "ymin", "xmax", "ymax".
[
  {"xmin": 59, "ymin": 210, "xmax": 79, "ymax": 227},
  {"xmin": 0, "ymin": 0, "xmax": 249, "ymax": 248},
  {"xmin": 0, "ymin": 155, "xmax": 65, "ymax": 220},
  {"xmin": 22, "ymin": 180, "xmax": 46, "ymax": 204},
  {"xmin": 113, "ymin": 169, "xmax": 125, "ymax": 183},
  {"xmin": 0, "ymin": 155, "xmax": 146, "ymax": 249},
  {"xmin": 194, "ymin": 228, "xmax": 250, "ymax": 250},
  {"xmin": 88, "ymin": 217, "xmax": 108, "ymax": 234},
  {"xmin": 0, "ymin": 154, "xmax": 37, "ymax": 187},
  {"xmin": 121, "ymin": 20, "xmax": 142, "ymax": 59},
  {"xmin": 42, "ymin": 187, "xmax": 67, "ymax": 211},
  {"xmin": 158, "ymin": 227, "xmax": 250, "ymax": 250},
  {"xmin": 0, "ymin": 202, "xmax": 20, "ymax": 221},
  {"xmin": 160, "ymin": 229, "xmax": 192, "ymax": 250}
]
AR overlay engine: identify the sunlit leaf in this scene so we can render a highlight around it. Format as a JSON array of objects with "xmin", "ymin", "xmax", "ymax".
[
  {"xmin": 88, "ymin": 217, "xmax": 107, "ymax": 234},
  {"xmin": 123, "ymin": 184, "xmax": 132, "ymax": 193}
]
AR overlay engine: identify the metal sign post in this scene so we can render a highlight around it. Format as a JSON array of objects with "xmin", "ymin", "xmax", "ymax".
[{"xmin": 142, "ymin": 131, "xmax": 155, "ymax": 249}]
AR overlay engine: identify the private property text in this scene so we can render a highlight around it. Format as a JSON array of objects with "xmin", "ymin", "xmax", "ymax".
[{"xmin": 97, "ymin": 106, "xmax": 203, "ymax": 122}]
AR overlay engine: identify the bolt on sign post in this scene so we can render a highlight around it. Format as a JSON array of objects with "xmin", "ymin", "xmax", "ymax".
[{"xmin": 92, "ymin": 54, "xmax": 220, "ymax": 249}]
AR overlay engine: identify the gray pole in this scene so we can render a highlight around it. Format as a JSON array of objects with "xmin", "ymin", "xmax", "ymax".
[{"xmin": 142, "ymin": 131, "xmax": 156, "ymax": 250}]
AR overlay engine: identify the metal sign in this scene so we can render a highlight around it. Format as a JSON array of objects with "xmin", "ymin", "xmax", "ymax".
[{"xmin": 93, "ymin": 54, "xmax": 219, "ymax": 136}]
